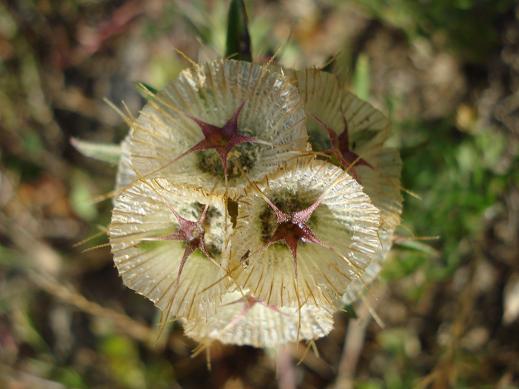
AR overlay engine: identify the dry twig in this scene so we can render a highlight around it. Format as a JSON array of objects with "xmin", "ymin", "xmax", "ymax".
[{"xmin": 334, "ymin": 284, "xmax": 387, "ymax": 389}]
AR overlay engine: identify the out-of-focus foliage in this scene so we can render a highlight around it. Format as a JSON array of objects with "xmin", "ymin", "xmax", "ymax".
[
  {"xmin": 354, "ymin": 0, "xmax": 516, "ymax": 62},
  {"xmin": 394, "ymin": 120, "xmax": 509, "ymax": 278},
  {"xmin": 225, "ymin": 0, "xmax": 252, "ymax": 61}
]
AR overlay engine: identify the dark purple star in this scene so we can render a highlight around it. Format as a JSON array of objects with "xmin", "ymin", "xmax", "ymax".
[
  {"xmin": 143, "ymin": 204, "xmax": 210, "ymax": 283},
  {"xmin": 261, "ymin": 192, "xmax": 325, "ymax": 277},
  {"xmin": 172, "ymin": 102, "xmax": 258, "ymax": 181},
  {"xmin": 314, "ymin": 115, "xmax": 373, "ymax": 179}
]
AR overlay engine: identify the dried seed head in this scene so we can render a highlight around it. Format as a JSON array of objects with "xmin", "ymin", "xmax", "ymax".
[
  {"xmin": 231, "ymin": 158, "xmax": 381, "ymax": 309},
  {"xmin": 182, "ymin": 290, "xmax": 334, "ymax": 348},
  {"xmin": 127, "ymin": 59, "xmax": 307, "ymax": 198},
  {"xmin": 106, "ymin": 62, "xmax": 403, "ymax": 348},
  {"xmin": 109, "ymin": 178, "xmax": 231, "ymax": 320}
]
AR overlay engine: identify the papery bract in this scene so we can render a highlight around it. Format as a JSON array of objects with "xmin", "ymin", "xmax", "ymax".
[
  {"xmin": 127, "ymin": 59, "xmax": 307, "ymax": 198},
  {"xmin": 231, "ymin": 158, "xmax": 381, "ymax": 310},
  {"xmin": 109, "ymin": 178, "xmax": 231, "ymax": 320}
]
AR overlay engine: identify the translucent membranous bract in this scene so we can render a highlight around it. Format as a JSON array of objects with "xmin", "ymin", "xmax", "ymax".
[
  {"xmin": 183, "ymin": 291, "xmax": 334, "ymax": 348},
  {"xmin": 109, "ymin": 178, "xmax": 231, "ymax": 320},
  {"xmin": 231, "ymin": 159, "xmax": 381, "ymax": 309},
  {"xmin": 127, "ymin": 59, "xmax": 307, "ymax": 198}
]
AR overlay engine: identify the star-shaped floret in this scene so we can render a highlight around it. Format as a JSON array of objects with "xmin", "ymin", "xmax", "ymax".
[
  {"xmin": 142, "ymin": 204, "xmax": 210, "ymax": 283},
  {"xmin": 259, "ymin": 192, "xmax": 325, "ymax": 277},
  {"xmin": 314, "ymin": 115, "xmax": 373, "ymax": 179},
  {"xmin": 172, "ymin": 102, "xmax": 259, "ymax": 181}
]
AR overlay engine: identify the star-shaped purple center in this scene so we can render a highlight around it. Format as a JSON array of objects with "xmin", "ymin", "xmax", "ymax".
[
  {"xmin": 143, "ymin": 204, "xmax": 211, "ymax": 283},
  {"xmin": 261, "ymin": 192, "xmax": 325, "ymax": 277},
  {"xmin": 314, "ymin": 115, "xmax": 373, "ymax": 179},
  {"xmin": 172, "ymin": 102, "xmax": 259, "ymax": 181}
]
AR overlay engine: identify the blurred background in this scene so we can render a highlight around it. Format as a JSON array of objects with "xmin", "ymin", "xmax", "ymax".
[{"xmin": 0, "ymin": 0, "xmax": 518, "ymax": 388}]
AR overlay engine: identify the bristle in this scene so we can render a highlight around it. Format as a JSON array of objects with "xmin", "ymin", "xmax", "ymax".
[
  {"xmin": 364, "ymin": 297, "xmax": 385, "ymax": 329},
  {"xmin": 173, "ymin": 47, "xmax": 199, "ymax": 68},
  {"xmin": 73, "ymin": 229, "xmax": 107, "ymax": 248},
  {"xmin": 81, "ymin": 242, "xmax": 111, "ymax": 253},
  {"xmin": 401, "ymin": 185, "xmax": 421, "ymax": 199},
  {"xmin": 104, "ymin": 98, "xmax": 134, "ymax": 127},
  {"xmin": 297, "ymin": 341, "xmax": 314, "ymax": 365}
]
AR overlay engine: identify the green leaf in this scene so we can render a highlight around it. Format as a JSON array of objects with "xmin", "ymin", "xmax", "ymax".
[
  {"xmin": 225, "ymin": 0, "xmax": 252, "ymax": 61},
  {"xmin": 55, "ymin": 368, "xmax": 88, "ymax": 389},
  {"xmin": 100, "ymin": 335, "xmax": 146, "ymax": 389},
  {"xmin": 395, "ymin": 239, "xmax": 439, "ymax": 257},
  {"xmin": 71, "ymin": 137, "xmax": 121, "ymax": 165},
  {"xmin": 70, "ymin": 170, "xmax": 98, "ymax": 221},
  {"xmin": 352, "ymin": 54, "xmax": 370, "ymax": 101}
]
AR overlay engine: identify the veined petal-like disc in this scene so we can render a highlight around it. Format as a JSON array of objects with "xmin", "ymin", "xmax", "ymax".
[
  {"xmin": 231, "ymin": 159, "xmax": 381, "ymax": 309},
  {"xmin": 128, "ymin": 59, "xmax": 307, "ymax": 198},
  {"xmin": 115, "ymin": 135, "xmax": 135, "ymax": 190},
  {"xmin": 183, "ymin": 291, "xmax": 334, "ymax": 348},
  {"xmin": 109, "ymin": 178, "xmax": 231, "ymax": 320},
  {"xmin": 285, "ymin": 68, "xmax": 389, "ymax": 149},
  {"xmin": 292, "ymin": 69, "xmax": 402, "ymax": 303}
]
